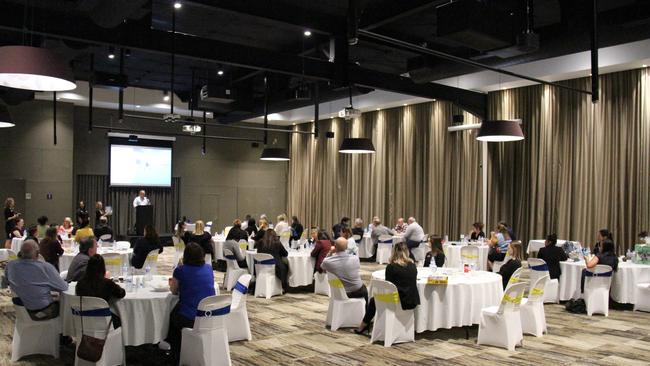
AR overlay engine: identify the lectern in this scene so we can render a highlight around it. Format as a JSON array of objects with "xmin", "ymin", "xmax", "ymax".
[{"xmin": 135, "ymin": 205, "xmax": 153, "ymax": 235}]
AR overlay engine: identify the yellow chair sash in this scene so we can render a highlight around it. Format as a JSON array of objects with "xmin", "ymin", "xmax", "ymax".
[
  {"xmin": 501, "ymin": 293, "xmax": 523, "ymax": 305},
  {"xmin": 508, "ymin": 277, "xmax": 520, "ymax": 284},
  {"xmin": 461, "ymin": 253, "xmax": 478, "ymax": 259},
  {"xmin": 530, "ymin": 287, "xmax": 544, "ymax": 296},
  {"xmin": 375, "ymin": 292, "xmax": 400, "ymax": 303},
  {"xmin": 8, "ymin": 254, "xmax": 17, "ymax": 261},
  {"xmin": 239, "ymin": 242, "xmax": 248, "ymax": 251},
  {"xmin": 104, "ymin": 257, "xmax": 122, "ymax": 266},
  {"xmin": 146, "ymin": 254, "xmax": 158, "ymax": 261},
  {"xmin": 174, "ymin": 243, "xmax": 185, "ymax": 250},
  {"xmin": 328, "ymin": 279, "xmax": 344, "ymax": 288}
]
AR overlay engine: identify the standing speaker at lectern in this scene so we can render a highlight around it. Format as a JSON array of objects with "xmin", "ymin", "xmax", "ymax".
[
  {"xmin": 133, "ymin": 190, "xmax": 151, "ymax": 207},
  {"xmin": 133, "ymin": 190, "xmax": 153, "ymax": 236}
]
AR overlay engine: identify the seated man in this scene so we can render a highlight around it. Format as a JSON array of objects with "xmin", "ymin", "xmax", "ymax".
[
  {"xmin": 370, "ymin": 217, "xmax": 395, "ymax": 261},
  {"xmin": 393, "ymin": 218, "xmax": 407, "ymax": 234},
  {"xmin": 222, "ymin": 239, "xmax": 249, "ymax": 269},
  {"xmin": 403, "ymin": 217, "xmax": 425, "ymax": 259},
  {"xmin": 94, "ymin": 215, "xmax": 114, "ymax": 242},
  {"xmin": 6, "ymin": 240, "xmax": 68, "ymax": 320},
  {"xmin": 66, "ymin": 237, "xmax": 98, "ymax": 282},
  {"xmin": 321, "ymin": 237, "xmax": 368, "ymax": 302},
  {"xmin": 537, "ymin": 233, "xmax": 567, "ymax": 280}
]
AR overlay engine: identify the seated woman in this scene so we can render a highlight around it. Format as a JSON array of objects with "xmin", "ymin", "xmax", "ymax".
[
  {"xmin": 39, "ymin": 227, "xmax": 64, "ymax": 271},
  {"xmin": 74, "ymin": 217, "xmax": 94, "ymax": 243},
  {"xmin": 75, "ymin": 254, "xmax": 126, "ymax": 328},
  {"xmin": 164, "ymin": 243, "xmax": 216, "ymax": 362},
  {"xmin": 424, "ymin": 236, "xmax": 446, "ymax": 268},
  {"xmin": 592, "ymin": 228, "xmax": 613, "ymax": 255},
  {"xmin": 487, "ymin": 223, "xmax": 511, "ymax": 271},
  {"xmin": 356, "ymin": 241, "xmax": 419, "ymax": 335},
  {"xmin": 252, "ymin": 219, "xmax": 269, "ymax": 243},
  {"xmin": 58, "ymin": 217, "xmax": 74, "ymax": 239},
  {"xmin": 498, "ymin": 242, "xmax": 523, "ymax": 289},
  {"xmin": 311, "ymin": 230, "xmax": 332, "ymax": 273},
  {"xmin": 36, "ymin": 216, "xmax": 49, "ymax": 239},
  {"xmin": 131, "ymin": 225, "xmax": 163, "ymax": 269},
  {"xmin": 351, "ymin": 218, "xmax": 365, "ymax": 237},
  {"xmin": 10, "ymin": 218, "xmax": 25, "ymax": 239},
  {"xmin": 182, "ymin": 220, "xmax": 214, "ymax": 260},
  {"xmin": 257, "ymin": 229, "xmax": 289, "ymax": 291},
  {"xmin": 341, "ymin": 227, "xmax": 358, "ymax": 255},
  {"xmin": 469, "ymin": 222, "xmax": 485, "ymax": 241},
  {"xmin": 226, "ymin": 219, "xmax": 249, "ymax": 241},
  {"xmin": 306, "ymin": 227, "xmax": 319, "ymax": 247},
  {"xmin": 581, "ymin": 239, "xmax": 618, "ymax": 293},
  {"xmin": 245, "ymin": 217, "xmax": 258, "ymax": 238}
]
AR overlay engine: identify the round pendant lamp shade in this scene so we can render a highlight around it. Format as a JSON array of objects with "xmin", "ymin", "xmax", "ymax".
[
  {"xmin": 260, "ymin": 147, "xmax": 290, "ymax": 161},
  {"xmin": 339, "ymin": 137, "xmax": 376, "ymax": 154},
  {"xmin": 0, "ymin": 46, "xmax": 76, "ymax": 91},
  {"xmin": 0, "ymin": 104, "xmax": 15, "ymax": 128},
  {"xmin": 476, "ymin": 119, "xmax": 524, "ymax": 142}
]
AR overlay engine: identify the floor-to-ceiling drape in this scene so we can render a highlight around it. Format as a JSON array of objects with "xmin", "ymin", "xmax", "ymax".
[
  {"xmin": 487, "ymin": 68, "xmax": 650, "ymax": 253},
  {"xmin": 76, "ymin": 175, "xmax": 181, "ymax": 236},
  {"xmin": 287, "ymin": 101, "xmax": 482, "ymax": 238}
]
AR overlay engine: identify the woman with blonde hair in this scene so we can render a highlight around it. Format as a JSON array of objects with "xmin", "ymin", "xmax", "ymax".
[
  {"xmin": 4, "ymin": 197, "xmax": 20, "ymax": 247},
  {"xmin": 253, "ymin": 218, "xmax": 269, "ymax": 242},
  {"xmin": 356, "ymin": 241, "xmax": 419, "ymax": 335},
  {"xmin": 182, "ymin": 220, "xmax": 214, "ymax": 259},
  {"xmin": 498, "ymin": 241, "xmax": 522, "ymax": 289}
]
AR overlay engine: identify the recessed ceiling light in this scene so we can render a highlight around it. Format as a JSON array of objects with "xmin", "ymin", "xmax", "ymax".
[
  {"xmin": 174, "ymin": 2, "xmax": 182, "ymax": 9},
  {"xmin": 643, "ymin": 64, "xmax": 648, "ymax": 67},
  {"xmin": 163, "ymin": 91, "xmax": 170, "ymax": 102},
  {"xmin": 217, "ymin": 70, "xmax": 224, "ymax": 76},
  {"xmin": 310, "ymin": 119, "xmax": 314, "ymax": 122},
  {"xmin": 376, "ymin": 108, "xmax": 380, "ymax": 111},
  {"xmin": 403, "ymin": 104, "xmax": 407, "ymax": 106},
  {"xmin": 432, "ymin": 98, "xmax": 436, "ymax": 102},
  {"xmin": 292, "ymin": 123, "xmax": 296, "ymax": 125},
  {"xmin": 135, "ymin": 105, "xmax": 141, "ymax": 108},
  {"xmin": 304, "ymin": 30, "xmax": 312, "ymax": 37}
]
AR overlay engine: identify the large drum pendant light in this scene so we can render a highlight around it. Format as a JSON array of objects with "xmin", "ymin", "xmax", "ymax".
[
  {"xmin": 339, "ymin": 137, "xmax": 375, "ymax": 154},
  {"xmin": 476, "ymin": 119, "xmax": 524, "ymax": 142},
  {"xmin": 0, "ymin": 46, "xmax": 76, "ymax": 91}
]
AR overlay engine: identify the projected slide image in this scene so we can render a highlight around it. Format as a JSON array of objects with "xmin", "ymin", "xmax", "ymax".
[{"xmin": 110, "ymin": 145, "xmax": 172, "ymax": 187}]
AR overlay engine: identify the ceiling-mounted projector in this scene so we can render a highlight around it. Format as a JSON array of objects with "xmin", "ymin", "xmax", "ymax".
[{"xmin": 338, "ymin": 106, "xmax": 361, "ymax": 120}]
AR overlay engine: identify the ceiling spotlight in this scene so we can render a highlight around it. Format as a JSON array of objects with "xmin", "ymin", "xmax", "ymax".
[
  {"xmin": 643, "ymin": 64, "xmax": 648, "ymax": 67},
  {"xmin": 217, "ymin": 70, "xmax": 224, "ymax": 76},
  {"xmin": 108, "ymin": 46, "xmax": 115, "ymax": 59},
  {"xmin": 376, "ymin": 108, "xmax": 380, "ymax": 111},
  {"xmin": 403, "ymin": 104, "xmax": 408, "ymax": 106},
  {"xmin": 174, "ymin": 1, "xmax": 182, "ymax": 9},
  {"xmin": 163, "ymin": 91, "xmax": 170, "ymax": 102},
  {"xmin": 303, "ymin": 30, "xmax": 312, "ymax": 37}
]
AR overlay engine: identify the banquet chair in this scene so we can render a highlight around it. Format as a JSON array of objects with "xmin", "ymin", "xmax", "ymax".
[
  {"xmin": 60, "ymin": 270, "xmax": 68, "ymax": 280},
  {"xmin": 224, "ymin": 226, "xmax": 233, "ymax": 238},
  {"xmin": 279, "ymin": 231, "xmax": 291, "ymax": 250},
  {"xmin": 492, "ymin": 254, "xmax": 511, "ymax": 273},
  {"xmin": 205, "ymin": 221, "xmax": 213, "ymax": 234},
  {"xmin": 527, "ymin": 258, "xmax": 559, "ymax": 303},
  {"xmin": 114, "ymin": 241, "xmax": 131, "ymax": 250},
  {"xmin": 326, "ymin": 274, "xmax": 365, "ymax": 331},
  {"xmin": 11, "ymin": 297, "xmax": 60, "ymax": 362},
  {"xmin": 98, "ymin": 234, "xmax": 114, "ymax": 247},
  {"xmin": 223, "ymin": 247, "xmax": 249, "ymax": 291},
  {"xmin": 143, "ymin": 249, "xmax": 160, "ymax": 275},
  {"xmin": 180, "ymin": 295, "xmax": 232, "ymax": 366},
  {"xmin": 369, "ymin": 279, "xmax": 415, "ymax": 347},
  {"xmin": 102, "ymin": 253, "xmax": 123, "ymax": 278},
  {"xmin": 460, "ymin": 245, "xmax": 479, "ymax": 268},
  {"xmin": 411, "ymin": 239, "xmax": 428, "ymax": 266},
  {"xmin": 584, "ymin": 264, "xmax": 613, "ymax": 316},
  {"xmin": 314, "ymin": 272, "xmax": 330, "ymax": 296},
  {"xmin": 253, "ymin": 253, "xmax": 283, "ymax": 299},
  {"xmin": 238, "ymin": 240, "xmax": 249, "ymax": 253},
  {"xmin": 376, "ymin": 235, "xmax": 393, "ymax": 264},
  {"xmin": 225, "ymin": 274, "xmax": 253, "ymax": 342},
  {"xmin": 634, "ymin": 283, "xmax": 650, "ymax": 312},
  {"xmin": 506, "ymin": 267, "xmax": 525, "ymax": 287},
  {"xmin": 69, "ymin": 296, "xmax": 124, "ymax": 366},
  {"xmin": 520, "ymin": 274, "xmax": 549, "ymax": 337},
  {"xmin": 477, "ymin": 281, "xmax": 526, "ymax": 351},
  {"xmin": 172, "ymin": 236, "xmax": 185, "ymax": 266}
]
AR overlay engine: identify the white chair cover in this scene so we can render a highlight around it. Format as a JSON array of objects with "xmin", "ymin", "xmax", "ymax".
[
  {"xmin": 115, "ymin": 241, "xmax": 131, "ymax": 250},
  {"xmin": 325, "ymin": 274, "xmax": 365, "ymax": 331},
  {"xmin": 11, "ymin": 298, "xmax": 61, "ymax": 362},
  {"xmin": 314, "ymin": 272, "xmax": 330, "ymax": 297},
  {"xmin": 411, "ymin": 240, "xmax": 428, "ymax": 266},
  {"xmin": 520, "ymin": 274, "xmax": 549, "ymax": 337},
  {"xmin": 506, "ymin": 267, "xmax": 526, "ymax": 288},
  {"xmin": 98, "ymin": 234, "xmax": 113, "ymax": 247},
  {"xmin": 172, "ymin": 236, "xmax": 185, "ymax": 267},
  {"xmin": 223, "ymin": 247, "xmax": 248, "ymax": 291},
  {"xmin": 225, "ymin": 274, "xmax": 253, "ymax": 342},
  {"xmin": 253, "ymin": 253, "xmax": 283, "ymax": 299},
  {"xmin": 143, "ymin": 249, "xmax": 160, "ymax": 275},
  {"xmin": 223, "ymin": 226, "xmax": 233, "ymax": 238},
  {"xmin": 369, "ymin": 279, "xmax": 415, "ymax": 347},
  {"xmin": 528, "ymin": 258, "xmax": 559, "ymax": 303},
  {"xmin": 69, "ymin": 296, "xmax": 125, "ymax": 366},
  {"xmin": 180, "ymin": 295, "xmax": 232, "ymax": 366},
  {"xmin": 102, "ymin": 253, "xmax": 123, "ymax": 278},
  {"xmin": 477, "ymin": 281, "xmax": 526, "ymax": 351},
  {"xmin": 634, "ymin": 283, "xmax": 650, "ymax": 312},
  {"xmin": 460, "ymin": 245, "xmax": 479, "ymax": 267},
  {"xmin": 376, "ymin": 235, "xmax": 393, "ymax": 264},
  {"xmin": 279, "ymin": 231, "xmax": 291, "ymax": 250},
  {"xmin": 584, "ymin": 264, "xmax": 613, "ymax": 316}
]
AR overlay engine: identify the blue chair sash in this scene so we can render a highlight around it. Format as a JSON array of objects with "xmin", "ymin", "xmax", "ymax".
[
  {"xmin": 585, "ymin": 270, "xmax": 613, "ymax": 278},
  {"xmin": 233, "ymin": 281, "xmax": 248, "ymax": 294},
  {"xmin": 379, "ymin": 239, "xmax": 392, "ymax": 244},
  {"xmin": 225, "ymin": 255, "xmax": 236, "ymax": 260},
  {"xmin": 255, "ymin": 258, "xmax": 276, "ymax": 265},
  {"xmin": 71, "ymin": 307, "xmax": 112, "ymax": 317},
  {"xmin": 531, "ymin": 264, "xmax": 549, "ymax": 271},
  {"xmin": 196, "ymin": 305, "xmax": 231, "ymax": 317},
  {"xmin": 12, "ymin": 297, "xmax": 24, "ymax": 306},
  {"xmin": 355, "ymin": 239, "xmax": 361, "ymax": 244}
]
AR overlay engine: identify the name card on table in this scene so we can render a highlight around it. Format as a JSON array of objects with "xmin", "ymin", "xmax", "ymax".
[{"xmin": 427, "ymin": 275, "xmax": 448, "ymax": 285}]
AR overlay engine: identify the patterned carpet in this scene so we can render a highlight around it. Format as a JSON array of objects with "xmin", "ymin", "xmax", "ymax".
[{"xmin": 2, "ymin": 247, "xmax": 650, "ymax": 366}]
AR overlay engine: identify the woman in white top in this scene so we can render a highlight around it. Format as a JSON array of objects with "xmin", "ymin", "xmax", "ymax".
[
  {"xmin": 341, "ymin": 227, "xmax": 358, "ymax": 255},
  {"xmin": 274, "ymin": 213, "xmax": 289, "ymax": 235}
]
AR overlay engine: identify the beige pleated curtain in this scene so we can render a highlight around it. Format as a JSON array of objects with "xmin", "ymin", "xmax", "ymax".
[{"xmin": 287, "ymin": 68, "xmax": 650, "ymax": 254}]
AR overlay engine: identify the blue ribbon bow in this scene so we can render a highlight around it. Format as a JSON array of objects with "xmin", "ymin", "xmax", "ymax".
[
  {"xmin": 71, "ymin": 307, "xmax": 112, "ymax": 317},
  {"xmin": 531, "ymin": 264, "xmax": 549, "ymax": 271},
  {"xmin": 196, "ymin": 305, "xmax": 231, "ymax": 317},
  {"xmin": 233, "ymin": 281, "xmax": 248, "ymax": 294}
]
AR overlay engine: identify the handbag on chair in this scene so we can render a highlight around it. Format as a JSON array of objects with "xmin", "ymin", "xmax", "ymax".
[{"xmin": 76, "ymin": 296, "xmax": 113, "ymax": 362}]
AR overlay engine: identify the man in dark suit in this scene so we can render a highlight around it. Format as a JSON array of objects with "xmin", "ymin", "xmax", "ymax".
[{"xmin": 537, "ymin": 233, "xmax": 568, "ymax": 280}]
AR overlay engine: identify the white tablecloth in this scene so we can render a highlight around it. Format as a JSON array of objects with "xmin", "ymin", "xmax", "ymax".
[
  {"xmin": 358, "ymin": 235, "xmax": 375, "ymax": 258},
  {"xmin": 0, "ymin": 248, "xmax": 15, "ymax": 261},
  {"xmin": 213, "ymin": 238, "xmax": 254, "ymax": 261},
  {"xmin": 11, "ymin": 237, "xmax": 23, "ymax": 252},
  {"xmin": 245, "ymin": 249, "xmax": 316, "ymax": 287},
  {"xmin": 371, "ymin": 268, "xmax": 502, "ymax": 333},
  {"xmin": 61, "ymin": 276, "xmax": 220, "ymax": 346},
  {"xmin": 442, "ymin": 243, "xmax": 489, "ymax": 271},
  {"xmin": 59, "ymin": 248, "xmax": 133, "ymax": 272},
  {"xmin": 559, "ymin": 260, "xmax": 650, "ymax": 304}
]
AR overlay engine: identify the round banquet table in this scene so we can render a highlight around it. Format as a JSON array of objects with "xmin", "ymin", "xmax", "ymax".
[
  {"xmin": 245, "ymin": 249, "xmax": 316, "ymax": 287},
  {"xmin": 358, "ymin": 234, "xmax": 375, "ymax": 258},
  {"xmin": 61, "ymin": 275, "xmax": 220, "ymax": 346},
  {"xmin": 11, "ymin": 237, "xmax": 24, "ymax": 253},
  {"xmin": 371, "ymin": 267, "xmax": 502, "ymax": 333},
  {"xmin": 59, "ymin": 248, "xmax": 133, "ymax": 273},
  {"xmin": 442, "ymin": 243, "xmax": 489, "ymax": 271}
]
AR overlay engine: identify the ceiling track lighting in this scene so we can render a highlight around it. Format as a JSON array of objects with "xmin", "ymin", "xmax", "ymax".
[
  {"xmin": 476, "ymin": 119, "xmax": 524, "ymax": 142},
  {"xmin": 0, "ymin": 46, "xmax": 76, "ymax": 91},
  {"xmin": 339, "ymin": 137, "xmax": 375, "ymax": 154}
]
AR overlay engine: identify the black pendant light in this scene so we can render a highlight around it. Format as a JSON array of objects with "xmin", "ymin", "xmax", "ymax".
[
  {"xmin": 0, "ymin": 46, "xmax": 76, "ymax": 91},
  {"xmin": 260, "ymin": 75, "xmax": 290, "ymax": 161},
  {"xmin": 476, "ymin": 119, "xmax": 524, "ymax": 142},
  {"xmin": 339, "ymin": 137, "xmax": 375, "ymax": 154},
  {"xmin": 0, "ymin": 104, "xmax": 15, "ymax": 128}
]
